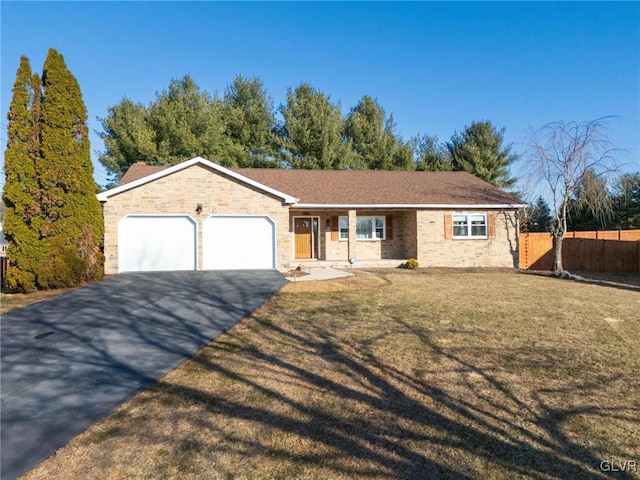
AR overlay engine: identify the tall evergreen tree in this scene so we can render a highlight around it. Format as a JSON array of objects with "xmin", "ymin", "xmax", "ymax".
[
  {"xmin": 148, "ymin": 75, "xmax": 236, "ymax": 166},
  {"xmin": 37, "ymin": 48, "xmax": 103, "ymax": 288},
  {"xmin": 344, "ymin": 95, "xmax": 413, "ymax": 170},
  {"xmin": 447, "ymin": 121, "xmax": 518, "ymax": 188},
  {"xmin": 99, "ymin": 98, "xmax": 156, "ymax": 181},
  {"xmin": 411, "ymin": 133, "xmax": 453, "ymax": 171},
  {"xmin": 223, "ymin": 75, "xmax": 279, "ymax": 167},
  {"xmin": 344, "ymin": 95, "xmax": 386, "ymax": 170},
  {"xmin": 522, "ymin": 196, "xmax": 552, "ymax": 232},
  {"xmin": 613, "ymin": 172, "xmax": 640, "ymax": 228},
  {"xmin": 2, "ymin": 56, "xmax": 41, "ymax": 291},
  {"xmin": 279, "ymin": 83, "xmax": 354, "ymax": 169},
  {"xmin": 99, "ymin": 75, "xmax": 237, "ymax": 181}
]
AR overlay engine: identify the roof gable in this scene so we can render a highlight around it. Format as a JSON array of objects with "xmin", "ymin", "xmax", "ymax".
[{"xmin": 97, "ymin": 157, "xmax": 298, "ymax": 204}]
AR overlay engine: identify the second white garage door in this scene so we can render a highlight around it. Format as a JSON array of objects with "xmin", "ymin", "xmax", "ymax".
[{"xmin": 203, "ymin": 216, "xmax": 275, "ymax": 270}]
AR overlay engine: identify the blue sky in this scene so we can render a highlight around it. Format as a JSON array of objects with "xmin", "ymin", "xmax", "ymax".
[{"xmin": 1, "ymin": 1, "xmax": 639, "ymax": 192}]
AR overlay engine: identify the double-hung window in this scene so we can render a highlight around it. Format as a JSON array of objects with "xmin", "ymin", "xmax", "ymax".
[
  {"xmin": 452, "ymin": 214, "xmax": 487, "ymax": 239},
  {"xmin": 338, "ymin": 216, "xmax": 385, "ymax": 240},
  {"xmin": 339, "ymin": 217, "xmax": 349, "ymax": 240}
]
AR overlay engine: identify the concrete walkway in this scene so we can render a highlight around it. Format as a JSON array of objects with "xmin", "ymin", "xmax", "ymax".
[
  {"xmin": 0, "ymin": 270, "xmax": 285, "ymax": 480},
  {"xmin": 285, "ymin": 268, "xmax": 354, "ymax": 282}
]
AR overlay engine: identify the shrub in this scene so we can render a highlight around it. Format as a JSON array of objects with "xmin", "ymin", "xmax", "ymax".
[
  {"xmin": 403, "ymin": 258, "xmax": 419, "ymax": 269},
  {"xmin": 5, "ymin": 265, "xmax": 37, "ymax": 293}
]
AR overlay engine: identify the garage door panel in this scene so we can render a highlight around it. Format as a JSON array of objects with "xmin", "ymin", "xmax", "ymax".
[
  {"xmin": 119, "ymin": 216, "xmax": 196, "ymax": 272},
  {"xmin": 203, "ymin": 216, "xmax": 275, "ymax": 270}
]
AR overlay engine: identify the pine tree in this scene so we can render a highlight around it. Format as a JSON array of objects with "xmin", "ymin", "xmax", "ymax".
[
  {"xmin": 344, "ymin": 96, "xmax": 414, "ymax": 170},
  {"xmin": 279, "ymin": 83, "xmax": 355, "ymax": 169},
  {"xmin": 2, "ymin": 56, "xmax": 41, "ymax": 291},
  {"xmin": 447, "ymin": 121, "xmax": 518, "ymax": 188},
  {"xmin": 412, "ymin": 134, "xmax": 453, "ymax": 171},
  {"xmin": 99, "ymin": 75, "xmax": 237, "ymax": 182},
  {"xmin": 344, "ymin": 95, "xmax": 386, "ymax": 169},
  {"xmin": 613, "ymin": 172, "xmax": 640, "ymax": 228},
  {"xmin": 223, "ymin": 75, "xmax": 280, "ymax": 167},
  {"xmin": 524, "ymin": 196, "xmax": 552, "ymax": 232},
  {"xmin": 37, "ymin": 48, "xmax": 103, "ymax": 288}
]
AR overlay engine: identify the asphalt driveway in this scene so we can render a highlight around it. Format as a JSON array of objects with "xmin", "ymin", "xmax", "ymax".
[{"xmin": 0, "ymin": 270, "xmax": 286, "ymax": 480}]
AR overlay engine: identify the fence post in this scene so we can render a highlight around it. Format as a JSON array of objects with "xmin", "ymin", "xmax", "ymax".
[
  {"xmin": 520, "ymin": 233, "xmax": 528, "ymax": 269},
  {"xmin": 638, "ymin": 241, "xmax": 640, "ymax": 273}
]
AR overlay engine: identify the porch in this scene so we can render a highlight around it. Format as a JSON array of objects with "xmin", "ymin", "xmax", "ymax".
[{"xmin": 289, "ymin": 209, "xmax": 417, "ymax": 264}]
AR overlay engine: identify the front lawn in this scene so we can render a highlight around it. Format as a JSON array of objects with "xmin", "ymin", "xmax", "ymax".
[{"xmin": 23, "ymin": 270, "xmax": 640, "ymax": 479}]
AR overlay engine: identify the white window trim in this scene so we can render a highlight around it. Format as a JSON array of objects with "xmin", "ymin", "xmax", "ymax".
[
  {"xmin": 338, "ymin": 215, "xmax": 385, "ymax": 241},
  {"xmin": 452, "ymin": 213, "xmax": 488, "ymax": 239}
]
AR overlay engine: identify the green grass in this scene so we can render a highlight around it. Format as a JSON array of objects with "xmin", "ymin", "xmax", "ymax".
[{"xmin": 23, "ymin": 270, "xmax": 640, "ymax": 480}]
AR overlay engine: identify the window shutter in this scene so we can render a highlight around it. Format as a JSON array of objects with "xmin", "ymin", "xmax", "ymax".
[
  {"xmin": 386, "ymin": 216, "xmax": 393, "ymax": 240},
  {"xmin": 488, "ymin": 213, "xmax": 496, "ymax": 239},
  {"xmin": 444, "ymin": 214, "xmax": 452, "ymax": 239},
  {"xmin": 331, "ymin": 216, "xmax": 338, "ymax": 241}
]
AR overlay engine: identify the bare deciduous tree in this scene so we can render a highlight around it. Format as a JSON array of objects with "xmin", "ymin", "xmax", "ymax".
[{"xmin": 525, "ymin": 118, "xmax": 619, "ymax": 276}]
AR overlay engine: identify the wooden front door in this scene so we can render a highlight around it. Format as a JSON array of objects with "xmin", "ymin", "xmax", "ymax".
[
  {"xmin": 295, "ymin": 218, "xmax": 313, "ymax": 259},
  {"xmin": 294, "ymin": 217, "xmax": 320, "ymax": 259}
]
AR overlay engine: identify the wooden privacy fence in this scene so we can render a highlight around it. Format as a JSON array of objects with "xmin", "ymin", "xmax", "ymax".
[
  {"xmin": 519, "ymin": 230, "xmax": 640, "ymax": 273},
  {"xmin": 566, "ymin": 230, "xmax": 640, "ymax": 240}
]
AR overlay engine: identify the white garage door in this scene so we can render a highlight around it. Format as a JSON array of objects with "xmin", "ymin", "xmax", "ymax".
[
  {"xmin": 203, "ymin": 216, "xmax": 275, "ymax": 270},
  {"xmin": 118, "ymin": 215, "xmax": 197, "ymax": 272}
]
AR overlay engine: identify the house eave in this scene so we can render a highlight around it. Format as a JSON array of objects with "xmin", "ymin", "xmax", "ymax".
[{"xmin": 292, "ymin": 203, "xmax": 527, "ymax": 210}]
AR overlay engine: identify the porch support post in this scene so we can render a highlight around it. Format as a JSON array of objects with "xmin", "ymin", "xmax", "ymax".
[{"xmin": 348, "ymin": 209, "xmax": 357, "ymax": 261}]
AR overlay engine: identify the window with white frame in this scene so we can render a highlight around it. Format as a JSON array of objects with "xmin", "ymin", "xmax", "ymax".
[
  {"xmin": 452, "ymin": 214, "xmax": 487, "ymax": 238},
  {"xmin": 339, "ymin": 216, "xmax": 348, "ymax": 240},
  {"xmin": 339, "ymin": 216, "xmax": 385, "ymax": 240}
]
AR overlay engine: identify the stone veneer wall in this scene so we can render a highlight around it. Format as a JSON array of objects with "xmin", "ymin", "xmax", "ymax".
[
  {"xmin": 102, "ymin": 164, "xmax": 291, "ymax": 274},
  {"xmin": 291, "ymin": 210, "xmax": 414, "ymax": 262},
  {"xmin": 290, "ymin": 209, "xmax": 518, "ymax": 268},
  {"xmin": 416, "ymin": 210, "xmax": 519, "ymax": 268},
  {"xmin": 104, "ymin": 165, "xmax": 519, "ymax": 273}
]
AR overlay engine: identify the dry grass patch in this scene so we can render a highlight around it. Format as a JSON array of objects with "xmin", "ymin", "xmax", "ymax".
[
  {"xmin": 0, "ymin": 287, "xmax": 80, "ymax": 314},
  {"xmin": 282, "ymin": 270, "xmax": 390, "ymax": 294},
  {"xmin": 22, "ymin": 270, "xmax": 640, "ymax": 480}
]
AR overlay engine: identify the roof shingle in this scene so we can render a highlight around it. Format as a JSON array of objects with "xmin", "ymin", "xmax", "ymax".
[{"xmin": 119, "ymin": 163, "xmax": 169, "ymax": 185}]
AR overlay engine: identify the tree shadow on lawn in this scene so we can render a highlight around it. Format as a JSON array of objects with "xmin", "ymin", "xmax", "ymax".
[
  {"xmin": 133, "ymin": 316, "xmax": 638, "ymax": 479},
  {"xmin": 5, "ymin": 270, "xmax": 638, "ymax": 479}
]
